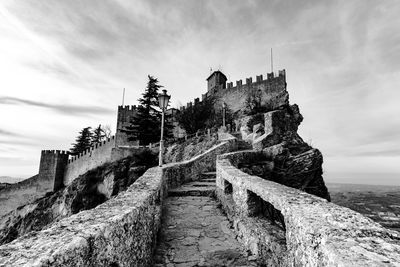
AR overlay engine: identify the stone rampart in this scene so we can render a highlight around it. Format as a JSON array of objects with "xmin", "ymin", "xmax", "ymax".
[
  {"xmin": 214, "ymin": 70, "xmax": 288, "ymax": 114},
  {"xmin": 179, "ymin": 70, "xmax": 288, "ymax": 116},
  {"xmin": 0, "ymin": 175, "xmax": 41, "ymax": 218},
  {"xmin": 63, "ymin": 137, "xmax": 116, "ymax": 186},
  {"xmin": 216, "ymin": 151, "xmax": 400, "ymax": 266},
  {"xmin": 0, "ymin": 138, "xmax": 237, "ymax": 266}
]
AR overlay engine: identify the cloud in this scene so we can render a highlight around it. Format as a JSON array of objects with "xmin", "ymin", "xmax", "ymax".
[
  {"xmin": 0, "ymin": 96, "xmax": 113, "ymax": 116},
  {"xmin": 0, "ymin": 129, "xmax": 19, "ymax": 137},
  {"xmin": 0, "ymin": 0, "xmax": 399, "ymax": 181}
]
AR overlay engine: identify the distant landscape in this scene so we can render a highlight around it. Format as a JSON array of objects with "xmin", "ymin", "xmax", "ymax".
[
  {"xmin": 328, "ymin": 183, "xmax": 400, "ymax": 233},
  {"xmin": 0, "ymin": 176, "xmax": 24, "ymax": 184}
]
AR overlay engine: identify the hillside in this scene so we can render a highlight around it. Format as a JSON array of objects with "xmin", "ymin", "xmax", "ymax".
[
  {"xmin": 0, "ymin": 176, "xmax": 24, "ymax": 184},
  {"xmin": 329, "ymin": 183, "xmax": 400, "ymax": 232}
]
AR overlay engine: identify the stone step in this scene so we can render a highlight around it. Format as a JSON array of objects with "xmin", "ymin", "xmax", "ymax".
[
  {"xmin": 198, "ymin": 178, "xmax": 216, "ymax": 183},
  {"xmin": 168, "ymin": 186, "xmax": 214, "ymax": 197},
  {"xmin": 190, "ymin": 182, "xmax": 215, "ymax": 187},
  {"xmin": 201, "ymin": 172, "xmax": 216, "ymax": 178}
]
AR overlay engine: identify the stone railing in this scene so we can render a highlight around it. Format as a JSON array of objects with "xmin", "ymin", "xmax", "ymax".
[
  {"xmin": 216, "ymin": 151, "xmax": 400, "ymax": 266},
  {"xmin": 0, "ymin": 137, "xmax": 237, "ymax": 267}
]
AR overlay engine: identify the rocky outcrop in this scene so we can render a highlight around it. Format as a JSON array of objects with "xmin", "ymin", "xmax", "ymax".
[
  {"xmin": 0, "ymin": 150, "xmax": 157, "ymax": 246},
  {"xmin": 237, "ymin": 105, "xmax": 330, "ymax": 201},
  {"xmin": 164, "ymin": 135, "xmax": 219, "ymax": 163}
]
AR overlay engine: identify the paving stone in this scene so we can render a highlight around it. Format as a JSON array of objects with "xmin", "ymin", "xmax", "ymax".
[{"xmin": 155, "ymin": 193, "xmax": 251, "ymax": 266}]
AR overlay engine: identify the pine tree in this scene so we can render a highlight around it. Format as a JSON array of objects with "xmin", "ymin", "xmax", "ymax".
[
  {"xmin": 91, "ymin": 124, "xmax": 106, "ymax": 145},
  {"xmin": 70, "ymin": 127, "xmax": 93, "ymax": 155},
  {"xmin": 125, "ymin": 76, "xmax": 162, "ymax": 145},
  {"xmin": 123, "ymin": 75, "xmax": 175, "ymax": 145}
]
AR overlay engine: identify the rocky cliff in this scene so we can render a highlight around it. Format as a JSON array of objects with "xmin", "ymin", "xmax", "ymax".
[
  {"xmin": 237, "ymin": 104, "xmax": 330, "ymax": 201},
  {"xmin": 0, "ymin": 150, "xmax": 157, "ymax": 245},
  {"xmin": 164, "ymin": 135, "xmax": 219, "ymax": 163}
]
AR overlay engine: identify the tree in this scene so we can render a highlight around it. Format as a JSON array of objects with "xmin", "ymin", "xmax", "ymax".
[
  {"xmin": 101, "ymin": 124, "xmax": 112, "ymax": 139},
  {"xmin": 177, "ymin": 97, "xmax": 217, "ymax": 134},
  {"xmin": 123, "ymin": 75, "xmax": 171, "ymax": 145},
  {"xmin": 70, "ymin": 127, "xmax": 93, "ymax": 155},
  {"xmin": 244, "ymin": 89, "xmax": 272, "ymax": 115},
  {"xmin": 91, "ymin": 124, "xmax": 106, "ymax": 145}
]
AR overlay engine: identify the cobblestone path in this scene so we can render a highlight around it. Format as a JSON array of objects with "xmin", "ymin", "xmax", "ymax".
[{"xmin": 154, "ymin": 172, "xmax": 257, "ymax": 267}]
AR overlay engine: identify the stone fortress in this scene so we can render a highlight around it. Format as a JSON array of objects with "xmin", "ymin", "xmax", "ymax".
[{"xmin": 1, "ymin": 69, "xmax": 400, "ymax": 266}]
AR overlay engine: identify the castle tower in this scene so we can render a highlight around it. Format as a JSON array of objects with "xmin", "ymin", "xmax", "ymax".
[
  {"xmin": 38, "ymin": 150, "xmax": 69, "ymax": 192},
  {"xmin": 115, "ymin": 105, "xmax": 139, "ymax": 147},
  {"xmin": 207, "ymin": 70, "xmax": 227, "ymax": 93}
]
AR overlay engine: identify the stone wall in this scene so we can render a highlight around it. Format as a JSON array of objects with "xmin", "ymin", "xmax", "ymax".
[
  {"xmin": 115, "ymin": 105, "xmax": 138, "ymax": 147},
  {"xmin": 180, "ymin": 70, "xmax": 288, "ymax": 117},
  {"xmin": 214, "ymin": 70, "xmax": 288, "ymax": 115},
  {"xmin": 63, "ymin": 137, "xmax": 116, "ymax": 186},
  {"xmin": 0, "ymin": 175, "xmax": 41, "ymax": 218},
  {"xmin": 216, "ymin": 152, "xmax": 400, "ymax": 266},
  {"xmin": 0, "ymin": 137, "xmax": 237, "ymax": 266}
]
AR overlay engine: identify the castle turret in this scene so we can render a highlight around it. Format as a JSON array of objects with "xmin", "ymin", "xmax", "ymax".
[
  {"xmin": 207, "ymin": 70, "xmax": 227, "ymax": 93},
  {"xmin": 115, "ymin": 105, "xmax": 139, "ymax": 147},
  {"xmin": 38, "ymin": 150, "xmax": 69, "ymax": 192}
]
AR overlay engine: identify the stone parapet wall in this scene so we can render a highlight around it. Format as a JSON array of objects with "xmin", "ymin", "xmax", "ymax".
[
  {"xmin": 0, "ymin": 137, "xmax": 237, "ymax": 266},
  {"xmin": 216, "ymin": 151, "xmax": 400, "ymax": 266},
  {"xmin": 0, "ymin": 167, "xmax": 165, "ymax": 267}
]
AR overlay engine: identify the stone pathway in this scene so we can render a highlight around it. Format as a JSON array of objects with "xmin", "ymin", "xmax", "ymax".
[{"xmin": 154, "ymin": 172, "xmax": 257, "ymax": 267}]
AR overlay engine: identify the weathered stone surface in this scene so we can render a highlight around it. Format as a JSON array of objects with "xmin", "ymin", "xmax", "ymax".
[
  {"xmin": 0, "ymin": 167, "xmax": 164, "ymax": 267},
  {"xmin": 0, "ymin": 137, "xmax": 237, "ymax": 266},
  {"xmin": 234, "ymin": 104, "xmax": 330, "ymax": 201},
  {"xmin": 164, "ymin": 135, "xmax": 219, "ymax": 164},
  {"xmin": 155, "ymin": 196, "xmax": 256, "ymax": 267},
  {"xmin": 155, "ymin": 171, "xmax": 256, "ymax": 267},
  {"xmin": 216, "ymin": 156, "xmax": 400, "ymax": 266},
  {"xmin": 0, "ymin": 152, "xmax": 157, "ymax": 247}
]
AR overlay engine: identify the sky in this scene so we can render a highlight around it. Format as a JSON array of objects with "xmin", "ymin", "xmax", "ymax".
[{"xmin": 0, "ymin": 0, "xmax": 399, "ymax": 185}]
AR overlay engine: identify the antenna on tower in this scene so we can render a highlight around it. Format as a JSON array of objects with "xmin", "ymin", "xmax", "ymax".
[
  {"xmin": 122, "ymin": 88, "xmax": 125, "ymax": 106},
  {"xmin": 210, "ymin": 67, "xmax": 213, "ymax": 74},
  {"xmin": 270, "ymin": 48, "xmax": 274, "ymax": 73}
]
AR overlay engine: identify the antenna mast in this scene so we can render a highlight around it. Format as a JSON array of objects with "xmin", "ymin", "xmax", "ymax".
[
  {"xmin": 122, "ymin": 88, "xmax": 125, "ymax": 106},
  {"xmin": 270, "ymin": 48, "xmax": 273, "ymax": 73}
]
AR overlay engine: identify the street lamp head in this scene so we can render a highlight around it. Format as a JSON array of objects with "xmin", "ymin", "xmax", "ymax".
[
  {"xmin": 158, "ymin": 89, "xmax": 171, "ymax": 110},
  {"xmin": 222, "ymin": 102, "xmax": 226, "ymax": 108}
]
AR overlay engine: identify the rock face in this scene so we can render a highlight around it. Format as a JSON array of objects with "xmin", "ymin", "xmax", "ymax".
[
  {"xmin": 0, "ymin": 150, "xmax": 157, "ymax": 246},
  {"xmin": 238, "ymin": 105, "xmax": 330, "ymax": 201},
  {"xmin": 164, "ymin": 135, "xmax": 219, "ymax": 163}
]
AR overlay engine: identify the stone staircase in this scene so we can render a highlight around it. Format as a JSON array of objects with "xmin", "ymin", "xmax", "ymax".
[
  {"xmin": 231, "ymin": 131, "xmax": 252, "ymax": 151},
  {"xmin": 154, "ymin": 171, "xmax": 257, "ymax": 266},
  {"xmin": 168, "ymin": 172, "xmax": 216, "ymax": 197}
]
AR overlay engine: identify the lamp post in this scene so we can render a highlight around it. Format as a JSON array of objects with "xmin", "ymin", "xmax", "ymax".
[
  {"xmin": 158, "ymin": 89, "xmax": 171, "ymax": 166},
  {"xmin": 222, "ymin": 102, "xmax": 226, "ymax": 128}
]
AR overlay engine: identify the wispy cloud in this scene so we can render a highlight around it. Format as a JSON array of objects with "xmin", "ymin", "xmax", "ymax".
[
  {"xmin": 0, "ymin": 129, "xmax": 19, "ymax": 137},
  {"xmin": 0, "ymin": 0, "xmax": 399, "ymax": 181},
  {"xmin": 0, "ymin": 96, "xmax": 113, "ymax": 116}
]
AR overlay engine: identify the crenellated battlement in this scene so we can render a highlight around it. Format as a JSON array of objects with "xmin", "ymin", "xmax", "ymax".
[
  {"xmin": 179, "ymin": 69, "xmax": 287, "ymax": 114},
  {"xmin": 118, "ymin": 105, "xmax": 138, "ymax": 111},
  {"xmin": 41, "ymin": 150, "xmax": 69, "ymax": 155},
  {"xmin": 227, "ymin": 70, "xmax": 286, "ymax": 90},
  {"xmin": 68, "ymin": 136, "xmax": 115, "ymax": 164}
]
